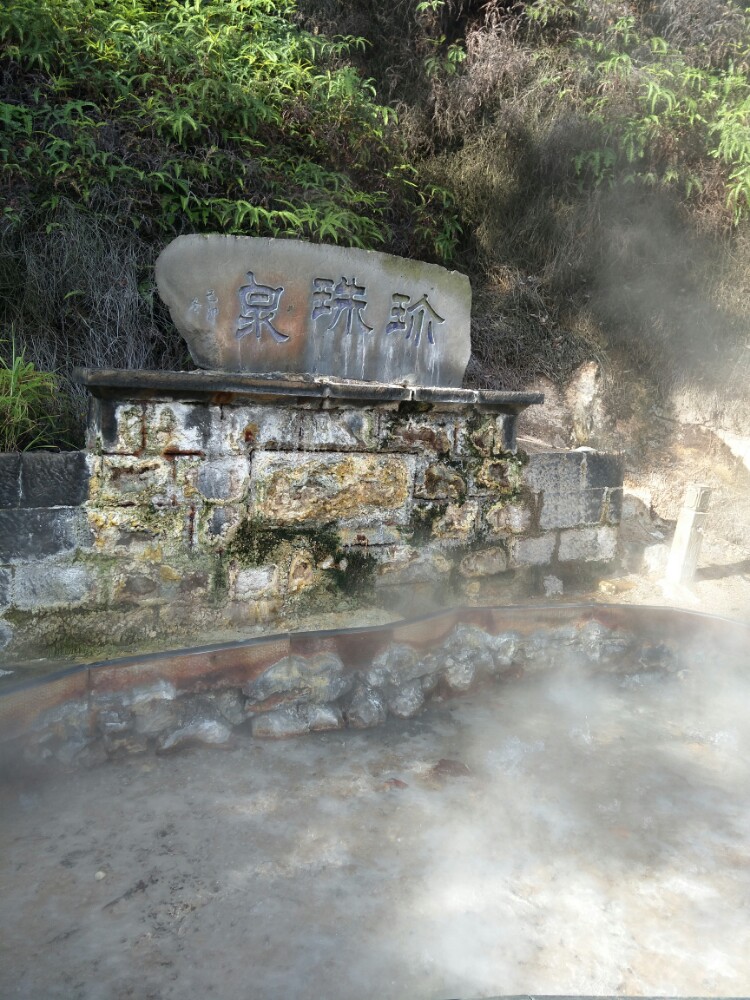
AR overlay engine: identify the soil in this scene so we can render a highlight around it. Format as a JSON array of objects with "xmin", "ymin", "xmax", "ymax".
[{"xmin": 2, "ymin": 663, "xmax": 750, "ymax": 999}]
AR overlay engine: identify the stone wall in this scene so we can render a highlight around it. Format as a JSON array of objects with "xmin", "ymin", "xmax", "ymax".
[{"xmin": 0, "ymin": 374, "xmax": 622, "ymax": 662}]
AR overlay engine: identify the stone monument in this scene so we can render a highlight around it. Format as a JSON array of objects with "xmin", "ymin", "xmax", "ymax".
[{"xmin": 155, "ymin": 235, "xmax": 472, "ymax": 387}]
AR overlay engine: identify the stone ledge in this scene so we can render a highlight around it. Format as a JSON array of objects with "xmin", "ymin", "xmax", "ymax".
[{"xmin": 74, "ymin": 368, "xmax": 544, "ymax": 414}]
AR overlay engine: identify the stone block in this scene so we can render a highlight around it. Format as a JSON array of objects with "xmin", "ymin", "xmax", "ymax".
[
  {"xmin": 0, "ymin": 454, "xmax": 21, "ymax": 507},
  {"xmin": 365, "ymin": 643, "xmax": 424, "ymax": 688},
  {"xmin": 198, "ymin": 506, "xmax": 244, "ymax": 549},
  {"xmin": 432, "ymin": 501, "xmax": 479, "ymax": 541},
  {"xmin": 524, "ymin": 452, "xmax": 605, "ymax": 529},
  {"xmin": 583, "ymin": 451, "xmax": 623, "ymax": 490},
  {"xmin": 155, "ymin": 234, "xmax": 471, "ymax": 387},
  {"xmin": 485, "ymin": 500, "xmax": 532, "ymax": 535},
  {"xmin": 233, "ymin": 565, "xmax": 280, "ymax": 602},
  {"xmin": 89, "ymin": 456, "xmax": 176, "ymax": 507},
  {"xmin": 469, "ymin": 458, "xmax": 523, "ymax": 496},
  {"xmin": 0, "ymin": 567, "xmax": 11, "ymax": 609},
  {"xmin": 251, "ymin": 706, "xmax": 309, "ymax": 739},
  {"xmin": 338, "ymin": 524, "xmax": 401, "ymax": 547},
  {"xmin": 415, "ymin": 462, "xmax": 466, "ymax": 501},
  {"xmin": 20, "ymin": 452, "xmax": 89, "ymax": 508},
  {"xmin": 176, "ymin": 456, "xmax": 250, "ymax": 501},
  {"xmin": 463, "ymin": 414, "xmax": 516, "ymax": 456},
  {"xmin": 458, "ymin": 546, "xmax": 508, "ymax": 578},
  {"xmin": 387, "ymin": 681, "xmax": 424, "ymax": 719},
  {"xmin": 86, "ymin": 507, "xmax": 189, "ymax": 558},
  {"xmin": 245, "ymin": 652, "xmax": 351, "ymax": 707},
  {"xmin": 13, "ymin": 562, "xmax": 98, "ymax": 610},
  {"xmin": 523, "ymin": 451, "xmax": 584, "ymax": 495},
  {"xmin": 510, "ymin": 534, "xmax": 556, "ymax": 567},
  {"xmin": 558, "ymin": 525, "xmax": 618, "ymax": 563},
  {"xmin": 249, "ymin": 452, "xmax": 414, "ymax": 525},
  {"xmin": 0, "ymin": 620, "xmax": 12, "ymax": 650},
  {"xmin": 524, "ymin": 450, "xmax": 622, "ymax": 530},
  {"xmin": 385, "ymin": 415, "xmax": 456, "ymax": 455},
  {"xmin": 299, "ymin": 410, "xmax": 378, "ymax": 451},
  {"xmin": 306, "ymin": 703, "xmax": 344, "ymax": 732},
  {"xmin": 603, "ymin": 486, "xmax": 623, "ymax": 525},
  {"xmin": 143, "ymin": 402, "xmax": 218, "ymax": 455},
  {"xmin": 90, "ymin": 400, "xmax": 145, "ymax": 454},
  {"xmin": 344, "ymin": 683, "xmax": 387, "ymax": 728},
  {"xmin": 375, "ymin": 545, "xmax": 452, "ymax": 586},
  {"xmin": 0, "ymin": 508, "xmax": 80, "ymax": 560},
  {"xmin": 224, "ymin": 405, "xmax": 302, "ymax": 452}
]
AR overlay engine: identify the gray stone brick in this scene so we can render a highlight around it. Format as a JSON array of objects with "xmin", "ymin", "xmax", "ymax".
[
  {"xmin": 523, "ymin": 451, "xmax": 606, "ymax": 529},
  {"xmin": 223, "ymin": 405, "xmax": 302, "ymax": 453},
  {"xmin": 89, "ymin": 399, "xmax": 145, "ymax": 454},
  {"xmin": 558, "ymin": 525, "xmax": 618, "ymax": 563},
  {"xmin": 0, "ymin": 508, "xmax": 80, "ymax": 560},
  {"xmin": 603, "ymin": 486, "xmax": 623, "ymax": 525},
  {"xmin": 0, "ymin": 567, "xmax": 12, "ymax": 608},
  {"xmin": 144, "ymin": 402, "xmax": 219, "ymax": 455},
  {"xmin": 13, "ymin": 562, "xmax": 98, "ymax": 610},
  {"xmin": 510, "ymin": 534, "xmax": 557, "ymax": 567},
  {"xmin": 195, "ymin": 457, "xmax": 249, "ymax": 501},
  {"xmin": 0, "ymin": 454, "xmax": 21, "ymax": 508},
  {"xmin": 20, "ymin": 452, "xmax": 90, "ymax": 507},
  {"xmin": 299, "ymin": 410, "xmax": 378, "ymax": 451},
  {"xmin": 582, "ymin": 451, "xmax": 623, "ymax": 490},
  {"xmin": 0, "ymin": 620, "xmax": 12, "ymax": 650}
]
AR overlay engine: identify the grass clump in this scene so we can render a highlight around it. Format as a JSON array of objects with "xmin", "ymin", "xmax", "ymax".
[{"xmin": 0, "ymin": 341, "xmax": 61, "ymax": 451}]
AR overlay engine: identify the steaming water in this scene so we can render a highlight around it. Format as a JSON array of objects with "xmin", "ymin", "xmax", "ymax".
[{"xmin": 2, "ymin": 659, "xmax": 750, "ymax": 999}]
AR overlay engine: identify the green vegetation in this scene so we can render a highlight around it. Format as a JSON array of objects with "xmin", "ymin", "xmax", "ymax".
[
  {"xmin": 0, "ymin": 341, "xmax": 61, "ymax": 450},
  {"xmin": 3, "ymin": 0, "xmax": 750, "ymax": 448},
  {"xmin": 0, "ymin": 0, "xmax": 460, "ymax": 445}
]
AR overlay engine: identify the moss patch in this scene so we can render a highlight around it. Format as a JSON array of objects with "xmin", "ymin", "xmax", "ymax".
[{"xmin": 408, "ymin": 502, "xmax": 448, "ymax": 545}]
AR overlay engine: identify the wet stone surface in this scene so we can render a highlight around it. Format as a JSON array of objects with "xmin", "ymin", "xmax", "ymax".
[
  {"xmin": 2, "ymin": 619, "xmax": 694, "ymax": 767},
  {"xmin": 2, "ymin": 658, "xmax": 750, "ymax": 1000}
]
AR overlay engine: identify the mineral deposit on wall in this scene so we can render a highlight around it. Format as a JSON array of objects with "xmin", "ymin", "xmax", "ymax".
[{"xmin": 155, "ymin": 235, "xmax": 472, "ymax": 387}]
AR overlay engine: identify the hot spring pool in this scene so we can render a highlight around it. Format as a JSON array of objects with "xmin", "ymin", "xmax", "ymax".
[{"xmin": 1, "ymin": 607, "xmax": 749, "ymax": 999}]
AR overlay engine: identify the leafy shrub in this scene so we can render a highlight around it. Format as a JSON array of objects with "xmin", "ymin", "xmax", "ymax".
[
  {"xmin": 0, "ymin": 341, "xmax": 61, "ymax": 451},
  {"xmin": 0, "ymin": 0, "xmax": 462, "ymax": 445},
  {"xmin": 0, "ymin": 0, "xmax": 459, "ymax": 255}
]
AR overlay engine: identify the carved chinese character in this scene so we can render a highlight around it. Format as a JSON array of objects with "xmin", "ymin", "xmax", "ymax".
[
  {"xmin": 312, "ymin": 276, "xmax": 373, "ymax": 336},
  {"xmin": 206, "ymin": 288, "xmax": 219, "ymax": 324},
  {"xmin": 236, "ymin": 271, "xmax": 289, "ymax": 344},
  {"xmin": 386, "ymin": 292, "xmax": 445, "ymax": 346}
]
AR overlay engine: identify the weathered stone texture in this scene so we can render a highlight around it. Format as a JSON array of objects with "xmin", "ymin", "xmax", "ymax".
[
  {"xmin": 511, "ymin": 534, "xmax": 557, "ymax": 567},
  {"xmin": 524, "ymin": 451, "xmax": 623, "ymax": 530},
  {"xmin": 155, "ymin": 235, "xmax": 472, "ymax": 387},
  {"xmin": 558, "ymin": 525, "xmax": 618, "ymax": 563},
  {"xmin": 298, "ymin": 410, "xmax": 378, "ymax": 451},
  {"xmin": 20, "ymin": 452, "xmax": 90, "ymax": 508},
  {"xmin": 13, "ymin": 563, "xmax": 99, "ymax": 611},
  {"xmin": 224, "ymin": 405, "xmax": 302, "ymax": 453},
  {"xmin": 458, "ymin": 546, "xmax": 508, "ymax": 578},
  {"xmin": 416, "ymin": 463, "xmax": 466, "ymax": 501},
  {"xmin": 385, "ymin": 416, "xmax": 456, "ymax": 455},
  {"xmin": 0, "ymin": 567, "xmax": 12, "ymax": 609},
  {"xmin": 432, "ymin": 501, "xmax": 479, "ymax": 541},
  {"xmin": 177, "ymin": 456, "xmax": 250, "ymax": 502},
  {"xmin": 485, "ymin": 500, "xmax": 532, "ymax": 535},
  {"xmin": 0, "ymin": 509, "xmax": 82, "ymax": 561},
  {"xmin": 0, "ymin": 454, "xmax": 21, "ymax": 506},
  {"xmin": 233, "ymin": 566, "xmax": 280, "ymax": 602},
  {"xmin": 249, "ymin": 452, "xmax": 414, "ymax": 525},
  {"xmin": 89, "ymin": 456, "xmax": 177, "ymax": 507}
]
